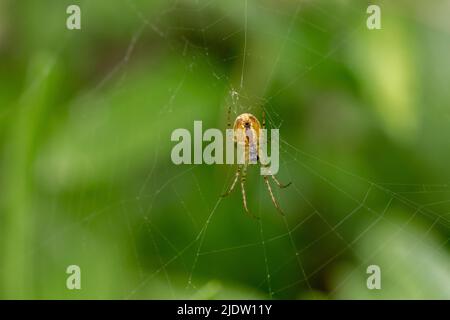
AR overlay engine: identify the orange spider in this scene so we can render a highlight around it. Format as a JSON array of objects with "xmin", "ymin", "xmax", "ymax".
[{"xmin": 221, "ymin": 107, "xmax": 291, "ymax": 217}]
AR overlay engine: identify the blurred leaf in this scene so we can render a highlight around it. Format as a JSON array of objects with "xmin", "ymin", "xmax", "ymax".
[
  {"xmin": 36, "ymin": 54, "xmax": 225, "ymax": 190},
  {"xmin": 331, "ymin": 216, "xmax": 450, "ymax": 299}
]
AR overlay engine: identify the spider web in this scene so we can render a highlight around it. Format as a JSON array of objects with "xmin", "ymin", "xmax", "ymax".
[{"xmin": 9, "ymin": 0, "xmax": 450, "ymax": 299}]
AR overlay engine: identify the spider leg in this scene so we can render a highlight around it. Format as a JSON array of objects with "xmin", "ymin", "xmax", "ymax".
[
  {"xmin": 227, "ymin": 103, "xmax": 232, "ymax": 129},
  {"xmin": 264, "ymin": 176, "xmax": 285, "ymax": 215},
  {"xmin": 271, "ymin": 175, "xmax": 292, "ymax": 189},
  {"xmin": 240, "ymin": 166, "xmax": 258, "ymax": 219},
  {"xmin": 221, "ymin": 166, "xmax": 240, "ymax": 197},
  {"xmin": 262, "ymin": 108, "xmax": 266, "ymax": 129},
  {"xmin": 240, "ymin": 179, "xmax": 250, "ymax": 215},
  {"xmin": 261, "ymin": 163, "xmax": 292, "ymax": 189}
]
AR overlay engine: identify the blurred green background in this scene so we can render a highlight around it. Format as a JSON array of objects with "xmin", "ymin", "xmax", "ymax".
[{"xmin": 0, "ymin": 0, "xmax": 449, "ymax": 299}]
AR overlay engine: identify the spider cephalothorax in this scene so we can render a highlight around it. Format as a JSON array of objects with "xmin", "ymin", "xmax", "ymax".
[{"xmin": 222, "ymin": 108, "xmax": 291, "ymax": 217}]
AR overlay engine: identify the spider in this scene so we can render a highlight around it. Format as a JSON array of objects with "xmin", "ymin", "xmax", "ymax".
[{"xmin": 221, "ymin": 106, "xmax": 291, "ymax": 217}]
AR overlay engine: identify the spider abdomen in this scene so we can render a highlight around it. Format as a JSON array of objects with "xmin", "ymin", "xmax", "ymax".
[{"xmin": 233, "ymin": 113, "xmax": 261, "ymax": 165}]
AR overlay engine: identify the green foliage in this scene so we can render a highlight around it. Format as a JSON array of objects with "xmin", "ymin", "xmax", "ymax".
[{"xmin": 0, "ymin": 0, "xmax": 449, "ymax": 299}]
